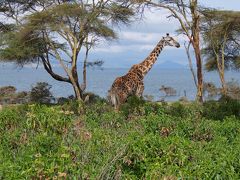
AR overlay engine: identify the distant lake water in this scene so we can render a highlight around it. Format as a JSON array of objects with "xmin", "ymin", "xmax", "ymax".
[{"xmin": 1, "ymin": 64, "xmax": 240, "ymax": 101}]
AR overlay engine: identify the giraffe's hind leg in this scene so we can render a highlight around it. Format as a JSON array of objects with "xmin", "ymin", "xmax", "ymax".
[
  {"xmin": 113, "ymin": 92, "xmax": 128, "ymax": 111},
  {"xmin": 109, "ymin": 89, "xmax": 129, "ymax": 110}
]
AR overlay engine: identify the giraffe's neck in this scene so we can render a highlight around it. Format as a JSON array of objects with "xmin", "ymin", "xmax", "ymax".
[{"xmin": 139, "ymin": 39, "xmax": 165, "ymax": 76}]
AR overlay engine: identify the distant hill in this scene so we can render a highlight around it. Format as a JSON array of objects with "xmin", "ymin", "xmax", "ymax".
[{"xmin": 154, "ymin": 61, "xmax": 188, "ymax": 69}]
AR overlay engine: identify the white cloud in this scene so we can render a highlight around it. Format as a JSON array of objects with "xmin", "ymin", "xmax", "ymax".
[
  {"xmin": 94, "ymin": 45, "xmax": 125, "ymax": 53},
  {"xmin": 121, "ymin": 31, "xmax": 188, "ymax": 44},
  {"xmin": 94, "ymin": 42, "xmax": 184, "ymax": 54},
  {"xmin": 121, "ymin": 31, "xmax": 160, "ymax": 43},
  {"xmin": 142, "ymin": 9, "xmax": 177, "ymax": 25}
]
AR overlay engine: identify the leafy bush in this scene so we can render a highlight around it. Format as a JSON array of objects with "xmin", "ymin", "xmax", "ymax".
[
  {"xmin": 83, "ymin": 92, "xmax": 107, "ymax": 104},
  {"xmin": 203, "ymin": 97, "xmax": 240, "ymax": 120},
  {"xmin": 166, "ymin": 102, "xmax": 203, "ymax": 119},
  {"xmin": 30, "ymin": 82, "xmax": 53, "ymax": 104},
  {"xmin": 226, "ymin": 79, "xmax": 240, "ymax": 100},
  {"xmin": 0, "ymin": 86, "xmax": 16, "ymax": 97},
  {"xmin": 120, "ymin": 95, "xmax": 146, "ymax": 117},
  {"xmin": 16, "ymin": 91, "xmax": 28, "ymax": 98}
]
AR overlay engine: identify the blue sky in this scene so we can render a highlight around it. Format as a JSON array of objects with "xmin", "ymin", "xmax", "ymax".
[{"xmin": 88, "ymin": 0, "xmax": 240, "ymax": 68}]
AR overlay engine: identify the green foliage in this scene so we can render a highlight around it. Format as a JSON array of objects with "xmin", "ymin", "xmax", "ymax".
[
  {"xmin": 226, "ymin": 80, "xmax": 240, "ymax": 100},
  {"xmin": 203, "ymin": 97, "xmax": 240, "ymax": 120},
  {"xmin": 165, "ymin": 102, "xmax": 203, "ymax": 119},
  {"xmin": 30, "ymin": 82, "xmax": 53, "ymax": 104},
  {"xmin": 202, "ymin": 10, "xmax": 240, "ymax": 70},
  {"xmin": 120, "ymin": 95, "xmax": 146, "ymax": 117},
  {"xmin": 83, "ymin": 92, "xmax": 107, "ymax": 104},
  {"xmin": 0, "ymin": 29, "xmax": 47, "ymax": 65},
  {"xmin": 0, "ymin": 101, "xmax": 240, "ymax": 179},
  {"xmin": 0, "ymin": 1, "xmax": 134, "ymax": 65}
]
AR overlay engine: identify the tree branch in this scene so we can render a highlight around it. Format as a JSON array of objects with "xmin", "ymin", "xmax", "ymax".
[
  {"xmin": 41, "ymin": 56, "xmax": 71, "ymax": 83},
  {"xmin": 184, "ymin": 41, "xmax": 197, "ymax": 88}
]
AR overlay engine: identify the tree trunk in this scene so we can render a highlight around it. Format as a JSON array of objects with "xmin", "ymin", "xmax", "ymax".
[
  {"xmin": 82, "ymin": 59, "xmax": 87, "ymax": 91},
  {"xmin": 220, "ymin": 39, "xmax": 227, "ymax": 96},
  {"xmin": 194, "ymin": 44, "xmax": 203, "ymax": 102},
  {"xmin": 71, "ymin": 65, "xmax": 83, "ymax": 101},
  {"xmin": 219, "ymin": 70, "xmax": 227, "ymax": 96},
  {"xmin": 191, "ymin": 0, "xmax": 203, "ymax": 103},
  {"xmin": 214, "ymin": 46, "xmax": 227, "ymax": 96},
  {"xmin": 72, "ymin": 82, "xmax": 82, "ymax": 101}
]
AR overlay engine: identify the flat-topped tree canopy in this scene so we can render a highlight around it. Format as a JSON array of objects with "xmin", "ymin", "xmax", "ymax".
[
  {"xmin": 0, "ymin": 1, "xmax": 134, "ymax": 63},
  {"xmin": 0, "ymin": 0, "xmax": 134, "ymax": 100}
]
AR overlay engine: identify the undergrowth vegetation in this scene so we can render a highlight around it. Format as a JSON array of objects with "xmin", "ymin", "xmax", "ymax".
[{"xmin": 0, "ymin": 97, "xmax": 240, "ymax": 179}]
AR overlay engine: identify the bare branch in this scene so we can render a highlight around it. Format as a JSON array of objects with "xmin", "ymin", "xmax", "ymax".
[{"xmin": 184, "ymin": 41, "xmax": 197, "ymax": 88}]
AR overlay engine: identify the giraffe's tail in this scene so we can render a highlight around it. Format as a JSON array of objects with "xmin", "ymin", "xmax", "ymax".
[{"xmin": 108, "ymin": 89, "xmax": 120, "ymax": 110}]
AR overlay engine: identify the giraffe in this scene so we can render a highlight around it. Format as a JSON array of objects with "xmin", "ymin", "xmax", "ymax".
[{"xmin": 108, "ymin": 33, "xmax": 180, "ymax": 109}]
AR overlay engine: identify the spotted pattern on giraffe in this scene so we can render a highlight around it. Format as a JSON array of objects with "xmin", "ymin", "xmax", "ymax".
[{"xmin": 108, "ymin": 33, "xmax": 180, "ymax": 109}]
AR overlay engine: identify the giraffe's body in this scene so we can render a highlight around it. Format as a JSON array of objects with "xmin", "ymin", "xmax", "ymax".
[{"xmin": 108, "ymin": 33, "xmax": 180, "ymax": 109}]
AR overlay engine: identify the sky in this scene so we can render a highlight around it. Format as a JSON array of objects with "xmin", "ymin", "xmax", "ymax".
[{"xmin": 88, "ymin": 0, "xmax": 240, "ymax": 68}]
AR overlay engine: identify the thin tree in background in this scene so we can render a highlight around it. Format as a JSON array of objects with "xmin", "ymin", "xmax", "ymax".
[
  {"xmin": 202, "ymin": 10, "xmax": 240, "ymax": 96},
  {"xmin": 132, "ymin": 0, "xmax": 204, "ymax": 102}
]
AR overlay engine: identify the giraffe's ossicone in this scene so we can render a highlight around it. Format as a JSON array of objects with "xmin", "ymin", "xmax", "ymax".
[{"xmin": 108, "ymin": 33, "xmax": 180, "ymax": 110}]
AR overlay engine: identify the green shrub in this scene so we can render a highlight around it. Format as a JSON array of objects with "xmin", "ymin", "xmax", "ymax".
[
  {"xmin": 203, "ymin": 97, "xmax": 240, "ymax": 120},
  {"xmin": 120, "ymin": 95, "xmax": 146, "ymax": 118},
  {"xmin": 30, "ymin": 82, "xmax": 53, "ymax": 104},
  {"xmin": 83, "ymin": 92, "xmax": 107, "ymax": 104},
  {"xmin": 0, "ymin": 86, "xmax": 16, "ymax": 97},
  {"xmin": 166, "ymin": 102, "xmax": 203, "ymax": 120}
]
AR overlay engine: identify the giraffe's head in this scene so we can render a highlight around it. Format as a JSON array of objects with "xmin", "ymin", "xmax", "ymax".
[{"xmin": 163, "ymin": 33, "xmax": 180, "ymax": 48}]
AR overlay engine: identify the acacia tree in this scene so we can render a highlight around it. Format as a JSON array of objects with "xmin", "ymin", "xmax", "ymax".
[
  {"xmin": 132, "ymin": 0, "xmax": 204, "ymax": 102},
  {"xmin": 0, "ymin": 0, "xmax": 134, "ymax": 101},
  {"xmin": 202, "ymin": 10, "xmax": 240, "ymax": 95}
]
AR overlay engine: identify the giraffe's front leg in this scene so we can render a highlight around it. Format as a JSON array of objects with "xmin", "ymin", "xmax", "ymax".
[{"xmin": 136, "ymin": 82, "xmax": 144, "ymax": 98}]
